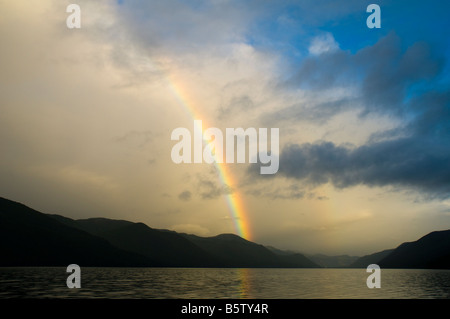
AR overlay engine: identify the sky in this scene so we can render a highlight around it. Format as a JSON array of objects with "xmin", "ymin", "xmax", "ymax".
[{"xmin": 1, "ymin": 0, "xmax": 450, "ymax": 256}]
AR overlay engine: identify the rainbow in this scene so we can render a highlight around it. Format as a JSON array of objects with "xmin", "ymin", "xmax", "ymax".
[{"xmin": 165, "ymin": 72, "xmax": 252, "ymax": 241}]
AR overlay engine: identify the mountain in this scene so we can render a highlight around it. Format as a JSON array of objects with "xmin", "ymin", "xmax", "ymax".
[
  {"xmin": 265, "ymin": 245, "xmax": 299, "ymax": 256},
  {"xmin": 1, "ymin": 197, "xmax": 319, "ymax": 268},
  {"xmin": 0, "ymin": 197, "xmax": 156, "ymax": 267},
  {"xmin": 267, "ymin": 247, "xmax": 359, "ymax": 268},
  {"xmin": 93, "ymin": 223, "xmax": 220, "ymax": 267},
  {"xmin": 182, "ymin": 233, "xmax": 319, "ymax": 268},
  {"xmin": 349, "ymin": 249, "xmax": 394, "ymax": 268},
  {"xmin": 50, "ymin": 215, "xmax": 218, "ymax": 266},
  {"xmin": 378, "ymin": 230, "xmax": 450, "ymax": 269},
  {"xmin": 306, "ymin": 254, "xmax": 360, "ymax": 268},
  {"xmin": 12, "ymin": 196, "xmax": 450, "ymax": 269},
  {"xmin": 50, "ymin": 215, "xmax": 133, "ymax": 237}
]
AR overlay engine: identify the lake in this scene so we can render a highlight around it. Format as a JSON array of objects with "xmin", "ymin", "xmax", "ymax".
[{"xmin": 0, "ymin": 267, "xmax": 449, "ymax": 299}]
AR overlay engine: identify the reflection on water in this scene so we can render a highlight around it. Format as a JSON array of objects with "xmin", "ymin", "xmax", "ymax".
[
  {"xmin": 238, "ymin": 268, "xmax": 251, "ymax": 298},
  {"xmin": 0, "ymin": 267, "xmax": 449, "ymax": 299}
]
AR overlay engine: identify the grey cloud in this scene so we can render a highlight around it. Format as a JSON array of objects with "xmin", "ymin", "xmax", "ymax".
[
  {"xmin": 178, "ymin": 190, "xmax": 192, "ymax": 201},
  {"xmin": 198, "ymin": 179, "xmax": 233, "ymax": 200},
  {"xmin": 276, "ymin": 134, "xmax": 450, "ymax": 197},
  {"xmin": 246, "ymin": 183, "xmax": 305, "ymax": 200},
  {"xmin": 245, "ymin": 182, "xmax": 329, "ymax": 201},
  {"xmin": 117, "ymin": 0, "xmax": 253, "ymax": 54},
  {"xmin": 253, "ymin": 33, "xmax": 447, "ymax": 203},
  {"xmin": 266, "ymin": 33, "xmax": 444, "ymax": 125},
  {"xmin": 275, "ymin": 90, "xmax": 450, "ymax": 197},
  {"xmin": 218, "ymin": 95, "xmax": 255, "ymax": 120},
  {"xmin": 195, "ymin": 173, "xmax": 233, "ymax": 200},
  {"xmin": 250, "ymin": 88, "xmax": 450, "ymax": 198},
  {"xmin": 261, "ymin": 97, "xmax": 354, "ymax": 126},
  {"xmin": 358, "ymin": 36, "xmax": 443, "ymax": 116},
  {"xmin": 408, "ymin": 91, "xmax": 450, "ymax": 138},
  {"xmin": 114, "ymin": 130, "xmax": 155, "ymax": 148}
]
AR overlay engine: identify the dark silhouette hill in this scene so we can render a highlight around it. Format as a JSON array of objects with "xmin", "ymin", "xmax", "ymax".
[
  {"xmin": 277, "ymin": 253, "xmax": 320, "ymax": 268},
  {"xmin": 266, "ymin": 246, "xmax": 353, "ymax": 267},
  {"xmin": 50, "ymin": 216, "xmax": 217, "ymax": 266},
  {"xmin": 1, "ymin": 197, "xmax": 319, "ymax": 268},
  {"xmin": 12, "ymin": 197, "xmax": 450, "ymax": 269},
  {"xmin": 50, "ymin": 215, "xmax": 133, "ymax": 237},
  {"xmin": 267, "ymin": 246, "xmax": 359, "ymax": 268},
  {"xmin": 265, "ymin": 245, "xmax": 298, "ymax": 256},
  {"xmin": 181, "ymin": 233, "xmax": 319, "ymax": 268},
  {"xmin": 0, "ymin": 197, "xmax": 156, "ymax": 267},
  {"xmin": 349, "ymin": 249, "xmax": 394, "ymax": 268},
  {"xmin": 378, "ymin": 230, "xmax": 450, "ymax": 269},
  {"xmin": 94, "ymin": 223, "xmax": 220, "ymax": 267},
  {"xmin": 52, "ymin": 215, "xmax": 319, "ymax": 268}
]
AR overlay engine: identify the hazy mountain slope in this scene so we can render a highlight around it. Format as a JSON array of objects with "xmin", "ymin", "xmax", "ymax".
[
  {"xmin": 349, "ymin": 249, "xmax": 394, "ymax": 268},
  {"xmin": 309, "ymin": 254, "xmax": 359, "ymax": 268}
]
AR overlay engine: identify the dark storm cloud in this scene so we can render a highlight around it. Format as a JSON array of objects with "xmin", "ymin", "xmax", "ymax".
[
  {"xmin": 279, "ymin": 137, "xmax": 449, "ymax": 192},
  {"xmin": 271, "ymin": 90, "xmax": 450, "ymax": 198},
  {"xmin": 251, "ymin": 32, "xmax": 450, "ymax": 198},
  {"xmin": 267, "ymin": 33, "xmax": 444, "ymax": 125},
  {"xmin": 261, "ymin": 97, "xmax": 354, "ymax": 126},
  {"xmin": 358, "ymin": 35, "xmax": 443, "ymax": 116}
]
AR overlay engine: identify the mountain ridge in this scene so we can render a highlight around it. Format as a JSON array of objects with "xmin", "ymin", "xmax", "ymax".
[
  {"xmin": 2, "ymin": 196, "xmax": 450, "ymax": 269},
  {"xmin": 378, "ymin": 230, "xmax": 450, "ymax": 269},
  {"xmin": 0, "ymin": 197, "xmax": 318, "ymax": 268},
  {"xmin": 0, "ymin": 197, "xmax": 157, "ymax": 267}
]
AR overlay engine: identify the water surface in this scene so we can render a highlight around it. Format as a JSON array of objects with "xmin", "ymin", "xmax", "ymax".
[{"xmin": 1, "ymin": 267, "xmax": 449, "ymax": 299}]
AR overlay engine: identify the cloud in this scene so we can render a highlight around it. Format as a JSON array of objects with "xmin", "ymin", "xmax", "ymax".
[
  {"xmin": 114, "ymin": 130, "xmax": 155, "ymax": 148},
  {"xmin": 218, "ymin": 94, "xmax": 255, "ymax": 119},
  {"xmin": 308, "ymin": 33, "xmax": 339, "ymax": 55},
  {"xmin": 220, "ymin": 215, "xmax": 240, "ymax": 221},
  {"xmin": 260, "ymin": 94, "xmax": 355, "ymax": 126},
  {"xmin": 116, "ymin": 0, "xmax": 253, "ymax": 55},
  {"xmin": 266, "ymin": 33, "xmax": 444, "ymax": 126},
  {"xmin": 245, "ymin": 30, "xmax": 450, "ymax": 200},
  {"xmin": 275, "ymin": 105, "xmax": 450, "ymax": 198},
  {"xmin": 178, "ymin": 190, "xmax": 192, "ymax": 201},
  {"xmin": 198, "ymin": 178, "xmax": 233, "ymax": 200},
  {"xmin": 245, "ymin": 183, "xmax": 305, "ymax": 200}
]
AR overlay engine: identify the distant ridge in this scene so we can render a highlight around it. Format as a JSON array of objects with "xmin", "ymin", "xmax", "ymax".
[
  {"xmin": 349, "ymin": 249, "xmax": 394, "ymax": 268},
  {"xmin": 0, "ymin": 197, "xmax": 318, "ymax": 268},
  {"xmin": 267, "ymin": 246, "xmax": 359, "ymax": 268},
  {"xmin": 306, "ymin": 254, "xmax": 360, "ymax": 268},
  {"xmin": 3, "ymin": 196, "xmax": 449, "ymax": 269}
]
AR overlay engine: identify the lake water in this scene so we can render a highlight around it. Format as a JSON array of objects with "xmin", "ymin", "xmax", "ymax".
[{"xmin": 0, "ymin": 267, "xmax": 450, "ymax": 299}]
